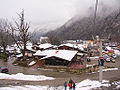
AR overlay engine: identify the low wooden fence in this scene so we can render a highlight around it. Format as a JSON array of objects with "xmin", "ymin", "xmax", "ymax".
[{"xmin": 41, "ymin": 65, "xmax": 114, "ymax": 74}]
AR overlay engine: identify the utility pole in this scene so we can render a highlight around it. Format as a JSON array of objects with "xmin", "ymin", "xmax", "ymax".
[
  {"xmin": 93, "ymin": 0, "xmax": 103, "ymax": 83},
  {"xmin": 94, "ymin": 0, "xmax": 98, "ymax": 25},
  {"xmin": 99, "ymin": 40, "xmax": 103, "ymax": 83},
  {"xmin": 96, "ymin": 36, "xmax": 104, "ymax": 83}
]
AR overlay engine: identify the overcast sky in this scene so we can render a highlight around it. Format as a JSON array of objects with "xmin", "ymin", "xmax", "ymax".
[{"xmin": 0, "ymin": 0, "xmax": 119, "ymax": 31}]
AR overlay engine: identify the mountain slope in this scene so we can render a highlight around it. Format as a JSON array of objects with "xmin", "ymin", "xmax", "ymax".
[{"xmin": 46, "ymin": 10, "xmax": 120, "ymax": 42}]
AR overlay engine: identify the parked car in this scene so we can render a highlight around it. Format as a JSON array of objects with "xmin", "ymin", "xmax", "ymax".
[
  {"xmin": 104, "ymin": 57, "xmax": 115, "ymax": 63},
  {"xmin": 111, "ymin": 54, "xmax": 117, "ymax": 59},
  {"xmin": 105, "ymin": 57, "xmax": 111, "ymax": 62},
  {"xmin": 110, "ymin": 58, "xmax": 115, "ymax": 63},
  {"xmin": 0, "ymin": 66, "xmax": 9, "ymax": 73},
  {"xmin": 103, "ymin": 54, "xmax": 115, "ymax": 62},
  {"xmin": 103, "ymin": 55, "xmax": 110, "ymax": 62}
]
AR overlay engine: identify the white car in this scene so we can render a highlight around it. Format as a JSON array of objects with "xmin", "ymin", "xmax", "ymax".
[
  {"xmin": 112, "ymin": 54, "xmax": 117, "ymax": 59},
  {"xmin": 105, "ymin": 57, "xmax": 111, "ymax": 62}
]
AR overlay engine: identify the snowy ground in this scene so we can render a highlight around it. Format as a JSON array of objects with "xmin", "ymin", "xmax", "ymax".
[
  {"xmin": 0, "ymin": 73, "xmax": 55, "ymax": 81},
  {"xmin": 0, "ymin": 67, "xmax": 119, "ymax": 90},
  {"xmin": 0, "ymin": 79, "xmax": 119, "ymax": 90}
]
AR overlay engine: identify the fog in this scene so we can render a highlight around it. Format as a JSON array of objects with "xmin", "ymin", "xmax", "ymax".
[{"xmin": 0, "ymin": 0, "xmax": 120, "ymax": 31}]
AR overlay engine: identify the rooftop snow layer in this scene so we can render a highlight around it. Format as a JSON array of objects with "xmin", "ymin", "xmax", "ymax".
[
  {"xmin": 16, "ymin": 54, "xmax": 23, "ymax": 58},
  {"xmin": 59, "ymin": 43, "xmax": 78, "ymax": 48},
  {"xmin": 39, "ymin": 43, "xmax": 53, "ymax": 49},
  {"xmin": 29, "ymin": 61, "xmax": 36, "ymax": 66},
  {"xmin": 40, "ymin": 50, "xmax": 78, "ymax": 61},
  {"xmin": 59, "ymin": 43, "xmax": 84, "ymax": 51}
]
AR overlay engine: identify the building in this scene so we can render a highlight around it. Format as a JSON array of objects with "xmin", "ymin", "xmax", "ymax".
[{"xmin": 33, "ymin": 50, "xmax": 78, "ymax": 66}]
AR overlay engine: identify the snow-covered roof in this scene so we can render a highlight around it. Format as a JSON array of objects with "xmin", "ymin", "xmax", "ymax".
[
  {"xmin": 6, "ymin": 45, "xmax": 14, "ymax": 51},
  {"xmin": 39, "ymin": 43, "xmax": 54, "ymax": 49},
  {"xmin": 59, "ymin": 43, "xmax": 78, "ymax": 48},
  {"xmin": 28, "ymin": 61, "xmax": 36, "ymax": 66},
  {"xmin": 77, "ymin": 44, "xmax": 84, "ymax": 51},
  {"xmin": 34, "ymin": 50, "xmax": 65, "ymax": 56},
  {"xmin": 34, "ymin": 50, "xmax": 48, "ymax": 56},
  {"xmin": 16, "ymin": 48, "xmax": 21, "ymax": 54},
  {"xmin": 26, "ymin": 42, "xmax": 32, "ymax": 46},
  {"xmin": 40, "ymin": 50, "xmax": 78, "ymax": 61},
  {"xmin": 77, "ymin": 53, "xmax": 84, "ymax": 56},
  {"xmin": 59, "ymin": 43, "xmax": 84, "ymax": 51},
  {"xmin": 26, "ymin": 46, "xmax": 36, "ymax": 52},
  {"xmin": 0, "ymin": 73, "xmax": 54, "ymax": 81},
  {"xmin": 16, "ymin": 54, "xmax": 23, "ymax": 58},
  {"xmin": 14, "ymin": 45, "xmax": 36, "ymax": 53}
]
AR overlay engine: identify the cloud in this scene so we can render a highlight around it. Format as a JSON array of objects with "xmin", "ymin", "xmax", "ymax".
[{"xmin": 0, "ymin": 0, "xmax": 119, "ymax": 30}]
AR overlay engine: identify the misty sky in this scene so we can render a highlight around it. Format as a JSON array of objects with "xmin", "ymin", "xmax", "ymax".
[{"xmin": 0, "ymin": 0, "xmax": 119, "ymax": 31}]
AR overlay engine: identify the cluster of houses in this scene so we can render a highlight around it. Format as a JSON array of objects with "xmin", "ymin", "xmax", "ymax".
[
  {"xmin": 16, "ymin": 42, "xmax": 87, "ymax": 68},
  {"xmin": 0, "ymin": 39, "xmax": 120, "ymax": 69}
]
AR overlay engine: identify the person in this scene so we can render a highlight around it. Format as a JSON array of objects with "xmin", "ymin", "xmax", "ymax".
[
  {"xmin": 73, "ymin": 82, "xmax": 76, "ymax": 90},
  {"xmin": 68, "ymin": 79, "xmax": 73, "ymax": 90},
  {"xmin": 64, "ymin": 81, "xmax": 67, "ymax": 90}
]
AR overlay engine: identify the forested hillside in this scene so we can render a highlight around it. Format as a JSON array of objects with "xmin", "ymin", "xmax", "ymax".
[{"xmin": 46, "ymin": 7, "xmax": 120, "ymax": 43}]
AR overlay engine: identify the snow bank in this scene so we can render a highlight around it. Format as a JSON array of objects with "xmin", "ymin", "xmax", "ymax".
[
  {"xmin": 75, "ymin": 79, "xmax": 110, "ymax": 90},
  {"xmin": 0, "ymin": 73, "xmax": 54, "ymax": 81},
  {"xmin": 102, "ymin": 68, "xmax": 118, "ymax": 72},
  {"xmin": 98, "ymin": 68, "xmax": 118, "ymax": 72}
]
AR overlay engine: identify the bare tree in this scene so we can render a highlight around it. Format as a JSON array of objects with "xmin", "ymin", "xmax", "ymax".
[
  {"xmin": 0, "ymin": 19, "xmax": 12, "ymax": 57},
  {"xmin": 10, "ymin": 10, "xmax": 30, "ymax": 60}
]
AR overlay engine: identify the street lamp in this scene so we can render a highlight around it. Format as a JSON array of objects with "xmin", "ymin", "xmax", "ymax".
[{"xmin": 96, "ymin": 35, "xmax": 104, "ymax": 83}]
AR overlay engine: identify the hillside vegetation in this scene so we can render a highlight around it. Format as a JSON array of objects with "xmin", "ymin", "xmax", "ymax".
[{"xmin": 46, "ymin": 9, "xmax": 120, "ymax": 43}]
